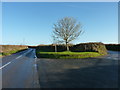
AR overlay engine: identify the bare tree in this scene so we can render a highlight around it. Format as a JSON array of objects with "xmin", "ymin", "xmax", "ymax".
[{"xmin": 53, "ymin": 17, "xmax": 83, "ymax": 51}]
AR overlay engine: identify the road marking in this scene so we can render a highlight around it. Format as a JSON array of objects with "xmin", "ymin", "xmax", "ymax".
[
  {"xmin": 0, "ymin": 49, "xmax": 33, "ymax": 70},
  {"xmin": 0, "ymin": 62, "xmax": 11, "ymax": 70},
  {"xmin": 34, "ymin": 64, "xmax": 37, "ymax": 67},
  {"xmin": 15, "ymin": 49, "xmax": 32, "ymax": 59},
  {"xmin": 16, "ymin": 55, "xmax": 22, "ymax": 59},
  {"xmin": 23, "ymin": 49, "xmax": 32, "ymax": 55},
  {"xmin": 34, "ymin": 50, "xmax": 37, "ymax": 59},
  {"xmin": 33, "ymin": 49, "xmax": 40, "ymax": 88},
  {"xmin": 35, "ymin": 56, "xmax": 37, "ymax": 59}
]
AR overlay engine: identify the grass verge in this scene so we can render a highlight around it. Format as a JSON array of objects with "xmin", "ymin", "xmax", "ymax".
[
  {"xmin": 36, "ymin": 51, "xmax": 102, "ymax": 59},
  {"xmin": 2, "ymin": 49, "xmax": 27, "ymax": 56},
  {"xmin": 0, "ymin": 53, "xmax": 2, "ymax": 57}
]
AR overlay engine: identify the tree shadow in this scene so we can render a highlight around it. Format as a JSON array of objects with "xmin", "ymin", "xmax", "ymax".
[{"xmin": 38, "ymin": 62, "xmax": 118, "ymax": 88}]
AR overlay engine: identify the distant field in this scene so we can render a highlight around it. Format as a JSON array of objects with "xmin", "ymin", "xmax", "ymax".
[
  {"xmin": 0, "ymin": 45, "xmax": 28, "ymax": 56},
  {"xmin": 36, "ymin": 51, "xmax": 101, "ymax": 59}
]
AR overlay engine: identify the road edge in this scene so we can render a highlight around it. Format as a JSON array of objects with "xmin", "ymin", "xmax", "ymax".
[{"xmin": 33, "ymin": 50, "xmax": 40, "ymax": 88}]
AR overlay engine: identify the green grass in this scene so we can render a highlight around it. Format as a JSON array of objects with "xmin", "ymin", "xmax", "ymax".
[
  {"xmin": 2, "ymin": 49, "xmax": 27, "ymax": 56},
  {"xmin": 1, "ymin": 45, "xmax": 28, "ymax": 56},
  {"xmin": 2, "ymin": 50, "xmax": 20, "ymax": 56},
  {"xmin": 36, "ymin": 51, "xmax": 102, "ymax": 59},
  {"xmin": 0, "ymin": 53, "xmax": 2, "ymax": 57}
]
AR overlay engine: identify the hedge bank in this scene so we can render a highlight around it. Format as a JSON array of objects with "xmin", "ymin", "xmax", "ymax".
[
  {"xmin": 105, "ymin": 44, "xmax": 120, "ymax": 51},
  {"xmin": 36, "ymin": 42, "xmax": 107, "ymax": 55},
  {"xmin": 71, "ymin": 42, "xmax": 107, "ymax": 55}
]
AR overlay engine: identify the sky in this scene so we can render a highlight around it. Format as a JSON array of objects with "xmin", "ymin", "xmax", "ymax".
[
  {"xmin": 2, "ymin": 2, "xmax": 118, "ymax": 46},
  {"xmin": 1, "ymin": 0, "xmax": 119, "ymax": 2}
]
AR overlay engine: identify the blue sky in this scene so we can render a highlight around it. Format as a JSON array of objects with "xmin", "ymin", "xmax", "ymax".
[{"xmin": 2, "ymin": 2, "xmax": 118, "ymax": 45}]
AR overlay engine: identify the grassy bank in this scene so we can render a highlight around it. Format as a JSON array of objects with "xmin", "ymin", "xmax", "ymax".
[
  {"xmin": 0, "ymin": 53, "xmax": 2, "ymax": 57},
  {"xmin": 2, "ymin": 51, "xmax": 17, "ymax": 56},
  {"xmin": 36, "ymin": 51, "xmax": 101, "ymax": 59},
  {"xmin": 0, "ymin": 45, "xmax": 28, "ymax": 56},
  {"xmin": 2, "ymin": 49, "xmax": 27, "ymax": 56}
]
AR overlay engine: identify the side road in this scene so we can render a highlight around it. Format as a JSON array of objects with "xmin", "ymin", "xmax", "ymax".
[{"xmin": 37, "ymin": 50, "xmax": 119, "ymax": 88}]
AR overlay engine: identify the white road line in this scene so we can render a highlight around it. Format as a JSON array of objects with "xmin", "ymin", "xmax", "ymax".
[
  {"xmin": 35, "ymin": 56, "xmax": 37, "ymax": 59},
  {"xmin": 15, "ymin": 49, "xmax": 31, "ymax": 59},
  {"xmin": 0, "ymin": 62, "xmax": 11, "ymax": 70},
  {"xmin": 16, "ymin": 55, "xmax": 22, "ymax": 59},
  {"xmin": 34, "ymin": 50, "xmax": 37, "ymax": 59},
  {"xmin": 23, "ymin": 49, "xmax": 32, "ymax": 55},
  {"xmin": 0, "ymin": 49, "xmax": 33, "ymax": 70},
  {"xmin": 33, "ymin": 58, "xmax": 40, "ymax": 87}
]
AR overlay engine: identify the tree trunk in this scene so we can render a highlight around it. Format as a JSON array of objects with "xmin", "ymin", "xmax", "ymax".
[
  {"xmin": 66, "ymin": 41, "xmax": 69, "ymax": 51},
  {"xmin": 67, "ymin": 45, "xmax": 69, "ymax": 51},
  {"xmin": 55, "ymin": 44, "xmax": 57, "ymax": 52}
]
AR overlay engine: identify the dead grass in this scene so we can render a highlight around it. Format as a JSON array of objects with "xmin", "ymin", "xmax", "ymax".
[{"xmin": 0, "ymin": 45, "xmax": 28, "ymax": 56}]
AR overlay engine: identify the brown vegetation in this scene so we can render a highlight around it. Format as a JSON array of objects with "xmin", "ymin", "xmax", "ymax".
[
  {"xmin": 71, "ymin": 42, "xmax": 107, "ymax": 55},
  {"xmin": 0, "ymin": 45, "xmax": 28, "ymax": 56}
]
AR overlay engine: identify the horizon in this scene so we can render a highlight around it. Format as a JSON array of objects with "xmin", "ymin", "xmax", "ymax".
[
  {"xmin": 1, "ymin": 42, "xmax": 119, "ymax": 46},
  {"xmin": 2, "ymin": 2, "xmax": 118, "ymax": 45}
]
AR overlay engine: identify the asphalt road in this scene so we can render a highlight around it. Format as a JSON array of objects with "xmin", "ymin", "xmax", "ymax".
[
  {"xmin": 1, "ymin": 48, "xmax": 39, "ymax": 88},
  {"xmin": 0, "ymin": 50, "xmax": 119, "ymax": 88},
  {"xmin": 37, "ymin": 50, "xmax": 119, "ymax": 88}
]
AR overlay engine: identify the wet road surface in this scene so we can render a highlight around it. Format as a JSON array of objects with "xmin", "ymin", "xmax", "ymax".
[
  {"xmin": 1, "ymin": 50, "xmax": 119, "ymax": 88},
  {"xmin": 1, "ymin": 48, "xmax": 39, "ymax": 88},
  {"xmin": 37, "ymin": 50, "xmax": 119, "ymax": 88}
]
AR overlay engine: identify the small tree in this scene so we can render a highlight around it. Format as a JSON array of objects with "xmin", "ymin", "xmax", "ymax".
[{"xmin": 53, "ymin": 17, "xmax": 83, "ymax": 51}]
